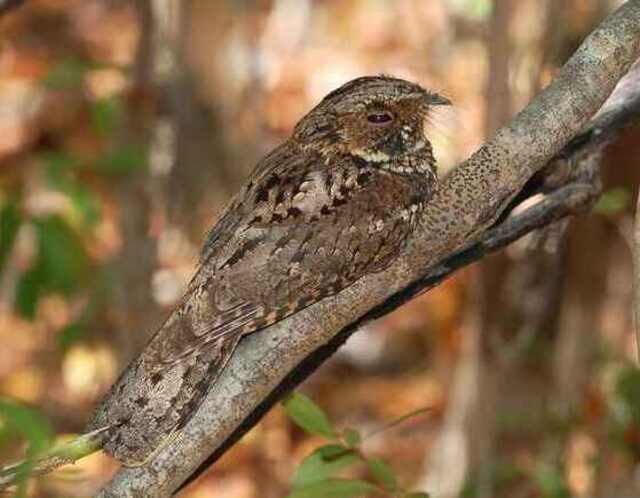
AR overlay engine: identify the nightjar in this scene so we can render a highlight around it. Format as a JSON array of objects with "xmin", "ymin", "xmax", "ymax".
[{"xmin": 89, "ymin": 75, "xmax": 450, "ymax": 465}]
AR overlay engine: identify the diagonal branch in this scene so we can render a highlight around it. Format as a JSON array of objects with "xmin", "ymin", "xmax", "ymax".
[{"xmin": 91, "ymin": 2, "xmax": 640, "ymax": 496}]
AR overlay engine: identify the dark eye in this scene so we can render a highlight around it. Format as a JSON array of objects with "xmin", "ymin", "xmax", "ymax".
[{"xmin": 366, "ymin": 111, "xmax": 394, "ymax": 125}]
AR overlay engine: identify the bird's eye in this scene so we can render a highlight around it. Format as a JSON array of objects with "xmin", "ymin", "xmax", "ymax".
[{"xmin": 366, "ymin": 112, "xmax": 394, "ymax": 126}]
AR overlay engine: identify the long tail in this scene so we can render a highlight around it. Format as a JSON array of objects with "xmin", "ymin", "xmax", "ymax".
[{"xmin": 88, "ymin": 333, "xmax": 241, "ymax": 466}]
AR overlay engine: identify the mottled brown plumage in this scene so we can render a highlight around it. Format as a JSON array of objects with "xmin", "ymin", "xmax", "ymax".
[{"xmin": 88, "ymin": 75, "xmax": 450, "ymax": 465}]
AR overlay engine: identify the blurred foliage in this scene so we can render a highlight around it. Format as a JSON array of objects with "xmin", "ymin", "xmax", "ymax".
[
  {"xmin": 450, "ymin": 0, "xmax": 492, "ymax": 20},
  {"xmin": 0, "ymin": 201, "xmax": 21, "ymax": 273},
  {"xmin": 593, "ymin": 187, "xmax": 631, "ymax": 215},
  {"xmin": 1, "ymin": 53, "xmax": 145, "ymax": 324},
  {"xmin": 43, "ymin": 58, "xmax": 94, "ymax": 91},
  {"xmin": 535, "ymin": 465, "xmax": 572, "ymax": 498},
  {"xmin": 16, "ymin": 215, "xmax": 89, "ymax": 318},
  {"xmin": 0, "ymin": 399, "xmax": 52, "ymax": 496}
]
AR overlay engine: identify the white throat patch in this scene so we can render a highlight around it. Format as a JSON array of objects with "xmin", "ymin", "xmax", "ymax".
[
  {"xmin": 351, "ymin": 148, "xmax": 391, "ymax": 163},
  {"xmin": 352, "ymin": 139, "xmax": 427, "ymax": 164}
]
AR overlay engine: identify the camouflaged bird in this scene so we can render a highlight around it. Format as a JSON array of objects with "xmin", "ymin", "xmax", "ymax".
[{"xmin": 88, "ymin": 75, "xmax": 450, "ymax": 465}]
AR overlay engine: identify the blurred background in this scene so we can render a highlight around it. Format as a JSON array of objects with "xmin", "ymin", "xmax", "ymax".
[{"xmin": 1, "ymin": 0, "xmax": 640, "ymax": 497}]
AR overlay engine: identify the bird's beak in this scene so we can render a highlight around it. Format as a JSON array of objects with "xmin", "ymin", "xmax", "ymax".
[{"xmin": 428, "ymin": 93, "xmax": 452, "ymax": 106}]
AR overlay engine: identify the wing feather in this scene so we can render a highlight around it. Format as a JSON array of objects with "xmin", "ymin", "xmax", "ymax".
[{"xmin": 155, "ymin": 147, "xmax": 428, "ymax": 369}]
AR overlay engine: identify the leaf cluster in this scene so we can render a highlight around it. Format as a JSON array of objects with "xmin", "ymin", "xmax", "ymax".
[{"xmin": 282, "ymin": 392, "xmax": 429, "ymax": 498}]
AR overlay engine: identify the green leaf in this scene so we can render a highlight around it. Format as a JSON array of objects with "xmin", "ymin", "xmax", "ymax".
[
  {"xmin": 404, "ymin": 493, "xmax": 430, "ymax": 498},
  {"xmin": 57, "ymin": 322, "xmax": 86, "ymax": 349},
  {"xmin": 16, "ymin": 215, "xmax": 88, "ymax": 318},
  {"xmin": 534, "ymin": 464, "xmax": 571, "ymax": 498},
  {"xmin": 93, "ymin": 144, "xmax": 146, "ymax": 174},
  {"xmin": 67, "ymin": 183, "xmax": 101, "ymax": 227},
  {"xmin": 42, "ymin": 153, "xmax": 101, "ymax": 227},
  {"xmin": 292, "ymin": 445, "xmax": 360, "ymax": 488},
  {"xmin": 91, "ymin": 97, "xmax": 124, "ymax": 136},
  {"xmin": 367, "ymin": 457, "xmax": 398, "ymax": 492},
  {"xmin": 283, "ymin": 392, "xmax": 336, "ymax": 439},
  {"xmin": 0, "ymin": 400, "xmax": 52, "ymax": 454},
  {"xmin": 34, "ymin": 215, "xmax": 88, "ymax": 295},
  {"xmin": 319, "ymin": 444, "xmax": 351, "ymax": 459},
  {"xmin": 593, "ymin": 187, "xmax": 630, "ymax": 215},
  {"xmin": 0, "ymin": 200, "xmax": 21, "ymax": 273},
  {"xmin": 616, "ymin": 367, "xmax": 640, "ymax": 424},
  {"xmin": 43, "ymin": 58, "xmax": 91, "ymax": 90},
  {"xmin": 16, "ymin": 268, "xmax": 42, "ymax": 319},
  {"xmin": 286, "ymin": 478, "xmax": 381, "ymax": 498},
  {"xmin": 343, "ymin": 428, "xmax": 361, "ymax": 448},
  {"xmin": 0, "ymin": 399, "xmax": 52, "ymax": 497},
  {"xmin": 451, "ymin": 0, "xmax": 491, "ymax": 20},
  {"xmin": 42, "ymin": 151, "xmax": 83, "ymax": 182}
]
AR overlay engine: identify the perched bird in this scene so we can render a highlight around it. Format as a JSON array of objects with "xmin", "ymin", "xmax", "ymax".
[{"xmin": 89, "ymin": 75, "xmax": 450, "ymax": 465}]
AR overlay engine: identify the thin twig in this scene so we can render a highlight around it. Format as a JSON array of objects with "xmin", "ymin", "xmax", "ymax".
[
  {"xmin": 363, "ymin": 406, "xmax": 433, "ymax": 441},
  {"xmin": 0, "ymin": 426, "xmax": 109, "ymax": 491}
]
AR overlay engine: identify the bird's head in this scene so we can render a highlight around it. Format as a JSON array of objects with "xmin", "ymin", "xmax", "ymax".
[{"xmin": 293, "ymin": 75, "xmax": 450, "ymax": 166}]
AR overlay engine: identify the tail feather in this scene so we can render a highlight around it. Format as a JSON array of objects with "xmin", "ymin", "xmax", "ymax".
[{"xmin": 88, "ymin": 333, "xmax": 241, "ymax": 466}]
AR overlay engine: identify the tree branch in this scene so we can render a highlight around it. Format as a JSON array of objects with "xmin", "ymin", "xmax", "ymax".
[{"xmin": 90, "ymin": 3, "xmax": 640, "ymax": 496}]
